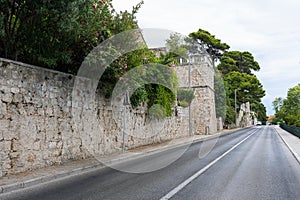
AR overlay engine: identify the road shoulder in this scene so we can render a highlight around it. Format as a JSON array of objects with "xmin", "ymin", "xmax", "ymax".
[{"xmin": 274, "ymin": 125, "xmax": 300, "ymax": 164}]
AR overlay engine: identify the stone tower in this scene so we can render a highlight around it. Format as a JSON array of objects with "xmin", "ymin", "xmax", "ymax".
[{"xmin": 175, "ymin": 54, "xmax": 217, "ymax": 134}]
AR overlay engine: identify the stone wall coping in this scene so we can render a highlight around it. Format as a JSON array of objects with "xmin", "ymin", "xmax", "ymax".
[{"xmin": 0, "ymin": 58, "xmax": 74, "ymax": 78}]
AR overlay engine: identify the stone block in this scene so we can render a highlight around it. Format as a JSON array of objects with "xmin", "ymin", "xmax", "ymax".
[
  {"xmin": 24, "ymin": 94, "xmax": 32, "ymax": 104},
  {"xmin": 0, "ymin": 85, "xmax": 11, "ymax": 93},
  {"xmin": 2, "ymin": 67, "xmax": 12, "ymax": 79},
  {"xmin": 16, "ymin": 160, "xmax": 25, "ymax": 167},
  {"xmin": 49, "ymin": 92, "xmax": 56, "ymax": 99},
  {"xmin": 11, "ymin": 69, "xmax": 20, "ymax": 79},
  {"xmin": 0, "ymin": 131, "xmax": 3, "ymax": 141},
  {"xmin": 2, "ymin": 93, "xmax": 13, "ymax": 103},
  {"xmin": 0, "ymin": 119, "xmax": 9, "ymax": 131},
  {"xmin": 10, "ymin": 87, "xmax": 20, "ymax": 94},
  {"xmin": 9, "ymin": 151, "xmax": 20, "ymax": 159},
  {"xmin": 37, "ymin": 108, "xmax": 45, "ymax": 116},
  {"xmin": 0, "ymin": 101, "xmax": 7, "ymax": 115},
  {"xmin": 27, "ymin": 105, "xmax": 36, "ymax": 116},
  {"xmin": 3, "ymin": 129, "xmax": 20, "ymax": 140},
  {"xmin": 41, "ymin": 84, "xmax": 48, "ymax": 92},
  {"xmin": 17, "ymin": 104, "xmax": 27, "ymax": 115},
  {"xmin": 48, "ymin": 141, "xmax": 57, "ymax": 150},
  {"xmin": 3, "ymin": 162, "xmax": 12, "ymax": 170},
  {"xmin": 51, "ymin": 149, "xmax": 62, "ymax": 157},
  {"xmin": 2, "ymin": 140, "xmax": 12, "ymax": 151},
  {"xmin": 46, "ymin": 106, "xmax": 54, "ymax": 116},
  {"xmin": 45, "ymin": 117, "xmax": 58, "ymax": 131},
  {"xmin": 13, "ymin": 93, "xmax": 23, "ymax": 103},
  {"xmin": 26, "ymin": 153, "xmax": 36, "ymax": 163},
  {"xmin": 12, "ymin": 140, "xmax": 22, "ymax": 151},
  {"xmin": 53, "ymin": 106, "xmax": 62, "ymax": 117}
]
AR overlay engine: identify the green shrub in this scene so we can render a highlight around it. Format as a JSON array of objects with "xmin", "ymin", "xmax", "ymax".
[
  {"xmin": 178, "ymin": 100, "xmax": 190, "ymax": 107},
  {"xmin": 148, "ymin": 104, "xmax": 167, "ymax": 118},
  {"xmin": 280, "ymin": 123, "xmax": 300, "ymax": 138},
  {"xmin": 177, "ymin": 88, "xmax": 194, "ymax": 106}
]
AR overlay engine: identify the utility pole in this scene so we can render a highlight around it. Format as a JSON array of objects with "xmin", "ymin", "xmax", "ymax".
[
  {"xmin": 122, "ymin": 90, "xmax": 130, "ymax": 153},
  {"xmin": 235, "ymin": 88, "xmax": 239, "ymax": 128},
  {"xmin": 188, "ymin": 54, "xmax": 192, "ymax": 136}
]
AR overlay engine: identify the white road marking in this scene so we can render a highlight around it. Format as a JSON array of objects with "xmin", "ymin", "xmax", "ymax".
[{"xmin": 160, "ymin": 129, "xmax": 258, "ymax": 200}]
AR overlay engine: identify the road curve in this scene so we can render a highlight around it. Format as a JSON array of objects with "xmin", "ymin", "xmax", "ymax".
[{"xmin": 1, "ymin": 126, "xmax": 300, "ymax": 200}]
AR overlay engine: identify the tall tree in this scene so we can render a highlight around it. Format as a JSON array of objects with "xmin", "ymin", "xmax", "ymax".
[
  {"xmin": 0, "ymin": 0, "xmax": 144, "ymax": 72},
  {"xmin": 214, "ymin": 71, "xmax": 227, "ymax": 120},
  {"xmin": 0, "ymin": 0, "xmax": 84, "ymax": 66},
  {"xmin": 218, "ymin": 51, "xmax": 260, "ymax": 75},
  {"xmin": 251, "ymin": 102, "xmax": 267, "ymax": 124},
  {"xmin": 276, "ymin": 84, "xmax": 300, "ymax": 126},
  {"xmin": 165, "ymin": 33, "xmax": 187, "ymax": 57},
  {"xmin": 188, "ymin": 28, "xmax": 229, "ymax": 124},
  {"xmin": 223, "ymin": 71, "xmax": 266, "ymax": 122},
  {"xmin": 189, "ymin": 28, "xmax": 230, "ymax": 63},
  {"xmin": 272, "ymin": 97, "xmax": 283, "ymax": 115}
]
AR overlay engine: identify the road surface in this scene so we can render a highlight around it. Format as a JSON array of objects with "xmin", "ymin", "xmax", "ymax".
[{"xmin": 1, "ymin": 126, "xmax": 300, "ymax": 200}]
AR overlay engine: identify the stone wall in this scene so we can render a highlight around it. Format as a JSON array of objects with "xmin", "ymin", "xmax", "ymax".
[
  {"xmin": 0, "ymin": 57, "xmax": 216, "ymax": 176},
  {"xmin": 0, "ymin": 59, "xmax": 76, "ymax": 176},
  {"xmin": 175, "ymin": 56, "xmax": 217, "ymax": 134},
  {"xmin": 237, "ymin": 102, "xmax": 254, "ymax": 127}
]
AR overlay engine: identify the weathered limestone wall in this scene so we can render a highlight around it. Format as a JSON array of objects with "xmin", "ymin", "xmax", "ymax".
[
  {"xmin": 0, "ymin": 59, "xmax": 75, "ymax": 175},
  {"xmin": 237, "ymin": 102, "xmax": 254, "ymax": 127},
  {"xmin": 0, "ymin": 59, "xmax": 191, "ymax": 176},
  {"xmin": 175, "ymin": 59, "xmax": 217, "ymax": 134},
  {"xmin": 0, "ymin": 55, "xmax": 216, "ymax": 176}
]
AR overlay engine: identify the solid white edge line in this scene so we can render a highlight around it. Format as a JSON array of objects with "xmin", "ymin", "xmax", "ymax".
[
  {"xmin": 274, "ymin": 127, "xmax": 300, "ymax": 164},
  {"xmin": 159, "ymin": 129, "xmax": 259, "ymax": 200}
]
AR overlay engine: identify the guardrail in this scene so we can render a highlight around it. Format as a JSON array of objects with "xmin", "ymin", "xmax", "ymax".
[{"xmin": 280, "ymin": 123, "xmax": 300, "ymax": 138}]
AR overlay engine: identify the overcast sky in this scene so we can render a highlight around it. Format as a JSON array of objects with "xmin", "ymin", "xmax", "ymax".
[{"xmin": 113, "ymin": 0, "xmax": 300, "ymax": 116}]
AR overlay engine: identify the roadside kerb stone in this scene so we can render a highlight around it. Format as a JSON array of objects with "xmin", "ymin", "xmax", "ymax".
[{"xmin": 274, "ymin": 125, "xmax": 300, "ymax": 164}]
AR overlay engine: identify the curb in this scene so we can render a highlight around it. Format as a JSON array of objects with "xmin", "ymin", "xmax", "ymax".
[
  {"xmin": 274, "ymin": 126, "xmax": 300, "ymax": 164},
  {"xmin": 0, "ymin": 163, "xmax": 104, "ymax": 194},
  {"xmin": 0, "ymin": 128, "xmax": 241, "ymax": 194}
]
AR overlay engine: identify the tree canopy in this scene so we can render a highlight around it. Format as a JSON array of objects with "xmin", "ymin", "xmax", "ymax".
[
  {"xmin": 218, "ymin": 51, "xmax": 260, "ymax": 75},
  {"xmin": 223, "ymin": 71, "xmax": 266, "ymax": 123},
  {"xmin": 0, "ymin": 0, "xmax": 179, "ymax": 118},
  {"xmin": 189, "ymin": 28, "xmax": 230, "ymax": 61},
  {"xmin": 0, "ymin": 0, "xmax": 144, "ymax": 73},
  {"xmin": 273, "ymin": 84, "xmax": 300, "ymax": 126},
  {"xmin": 224, "ymin": 72, "xmax": 265, "ymax": 104},
  {"xmin": 165, "ymin": 33, "xmax": 187, "ymax": 57},
  {"xmin": 0, "ymin": 3, "xmax": 268, "ymax": 122}
]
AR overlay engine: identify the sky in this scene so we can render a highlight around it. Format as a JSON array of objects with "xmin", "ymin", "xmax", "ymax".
[{"xmin": 112, "ymin": 0, "xmax": 300, "ymax": 116}]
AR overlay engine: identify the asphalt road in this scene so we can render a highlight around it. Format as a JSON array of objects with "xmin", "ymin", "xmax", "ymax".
[{"xmin": 1, "ymin": 126, "xmax": 300, "ymax": 200}]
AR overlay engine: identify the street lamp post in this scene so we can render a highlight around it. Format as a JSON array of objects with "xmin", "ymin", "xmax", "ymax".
[
  {"xmin": 235, "ymin": 88, "xmax": 239, "ymax": 128},
  {"xmin": 188, "ymin": 54, "xmax": 192, "ymax": 136},
  {"xmin": 122, "ymin": 90, "xmax": 130, "ymax": 153}
]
